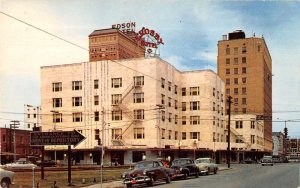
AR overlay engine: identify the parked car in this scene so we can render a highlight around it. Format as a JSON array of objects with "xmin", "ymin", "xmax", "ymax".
[
  {"xmin": 261, "ymin": 156, "xmax": 273, "ymax": 166},
  {"xmin": 36, "ymin": 160, "xmax": 56, "ymax": 167},
  {"xmin": 195, "ymin": 158, "xmax": 218, "ymax": 175},
  {"xmin": 0, "ymin": 168, "xmax": 14, "ymax": 188},
  {"xmin": 244, "ymin": 158, "xmax": 255, "ymax": 164},
  {"xmin": 122, "ymin": 160, "xmax": 171, "ymax": 188},
  {"xmin": 5, "ymin": 159, "xmax": 37, "ymax": 169},
  {"xmin": 171, "ymin": 158, "xmax": 199, "ymax": 179}
]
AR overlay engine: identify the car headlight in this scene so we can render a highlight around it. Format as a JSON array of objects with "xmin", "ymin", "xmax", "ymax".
[
  {"xmin": 122, "ymin": 173, "xmax": 126, "ymax": 178},
  {"xmin": 143, "ymin": 170, "xmax": 147, "ymax": 175},
  {"xmin": 179, "ymin": 167, "xmax": 182, "ymax": 171}
]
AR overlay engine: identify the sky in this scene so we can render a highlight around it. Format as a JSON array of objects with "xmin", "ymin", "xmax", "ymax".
[{"xmin": 0, "ymin": 0, "xmax": 300, "ymax": 137}]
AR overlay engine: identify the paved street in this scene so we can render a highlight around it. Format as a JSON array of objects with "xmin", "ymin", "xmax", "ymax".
[
  {"xmin": 157, "ymin": 163, "xmax": 300, "ymax": 188},
  {"xmin": 92, "ymin": 163, "xmax": 300, "ymax": 188}
]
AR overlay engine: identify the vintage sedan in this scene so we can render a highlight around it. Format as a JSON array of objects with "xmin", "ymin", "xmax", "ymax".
[
  {"xmin": 5, "ymin": 160, "xmax": 37, "ymax": 169},
  {"xmin": 195, "ymin": 158, "xmax": 218, "ymax": 175},
  {"xmin": 0, "ymin": 168, "xmax": 14, "ymax": 188},
  {"xmin": 122, "ymin": 160, "xmax": 171, "ymax": 188},
  {"xmin": 171, "ymin": 158, "xmax": 199, "ymax": 179},
  {"xmin": 261, "ymin": 156, "xmax": 273, "ymax": 166}
]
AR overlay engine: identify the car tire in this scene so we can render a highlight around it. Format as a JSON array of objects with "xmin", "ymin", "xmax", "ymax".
[
  {"xmin": 214, "ymin": 168, "xmax": 217, "ymax": 174},
  {"xmin": 195, "ymin": 171, "xmax": 199, "ymax": 178},
  {"xmin": 183, "ymin": 172, "xmax": 188, "ymax": 180},
  {"xmin": 1, "ymin": 178, "xmax": 11, "ymax": 188},
  {"xmin": 147, "ymin": 177, "xmax": 154, "ymax": 187},
  {"xmin": 126, "ymin": 184, "xmax": 132, "ymax": 188}
]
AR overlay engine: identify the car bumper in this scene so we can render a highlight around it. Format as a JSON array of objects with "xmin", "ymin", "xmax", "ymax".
[{"xmin": 123, "ymin": 176, "xmax": 151, "ymax": 185}]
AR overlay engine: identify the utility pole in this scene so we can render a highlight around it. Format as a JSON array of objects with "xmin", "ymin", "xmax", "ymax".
[
  {"xmin": 226, "ymin": 96, "xmax": 232, "ymax": 168},
  {"xmin": 10, "ymin": 120, "xmax": 20, "ymax": 162},
  {"xmin": 100, "ymin": 107, "xmax": 105, "ymax": 188},
  {"xmin": 284, "ymin": 121, "xmax": 288, "ymax": 159}
]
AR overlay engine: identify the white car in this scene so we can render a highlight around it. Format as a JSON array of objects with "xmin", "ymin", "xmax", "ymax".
[
  {"xmin": 195, "ymin": 158, "xmax": 218, "ymax": 175},
  {"xmin": 0, "ymin": 168, "xmax": 14, "ymax": 188},
  {"xmin": 5, "ymin": 160, "xmax": 37, "ymax": 169}
]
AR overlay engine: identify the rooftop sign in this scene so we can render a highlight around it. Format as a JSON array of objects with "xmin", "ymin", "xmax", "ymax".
[
  {"xmin": 135, "ymin": 27, "xmax": 164, "ymax": 49},
  {"xmin": 112, "ymin": 22, "xmax": 136, "ymax": 33}
]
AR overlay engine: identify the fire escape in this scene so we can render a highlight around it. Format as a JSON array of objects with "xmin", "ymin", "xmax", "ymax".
[{"xmin": 111, "ymin": 79, "xmax": 143, "ymax": 146}]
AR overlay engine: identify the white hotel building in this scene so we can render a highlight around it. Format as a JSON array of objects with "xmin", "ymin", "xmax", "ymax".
[{"xmin": 41, "ymin": 57, "xmax": 263, "ymax": 165}]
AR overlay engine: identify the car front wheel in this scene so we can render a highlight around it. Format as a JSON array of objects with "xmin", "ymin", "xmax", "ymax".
[
  {"xmin": 165, "ymin": 176, "xmax": 171, "ymax": 184},
  {"xmin": 147, "ymin": 177, "xmax": 154, "ymax": 187},
  {"xmin": 1, "ymin": 178, "xmax": 11, "ymax": 188}
]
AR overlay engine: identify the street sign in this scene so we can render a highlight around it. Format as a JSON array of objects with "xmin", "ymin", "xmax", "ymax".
[
  {"xmin": 30, "ymin": 130, "xmax": 85, "ymax": 147},
  {"xmin": 256, "ymin": 115, "xmax": 272, "ymax": 121}
]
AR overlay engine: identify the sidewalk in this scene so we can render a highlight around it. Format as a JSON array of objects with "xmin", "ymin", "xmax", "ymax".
[{"xmin": 85, "ymin": 166, "xmax": 231, "ymax": 188}]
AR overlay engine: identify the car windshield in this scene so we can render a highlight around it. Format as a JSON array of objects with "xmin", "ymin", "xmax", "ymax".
[
  {"xmin": 196, "ymin": 159, "xmax": 210, "ymax": 164},
  {"xmin": 135, "ymin": 161, "xmax": 153, "ymax": 169}
]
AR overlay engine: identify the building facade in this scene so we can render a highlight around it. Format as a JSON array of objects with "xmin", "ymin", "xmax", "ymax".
[
  {"xmin": 24, "ymin": 104, "xmax": 41, "ymax": 130},
  {"xmin": 217, "ymin": 30, "xmax": 272, "ymax": 152},
  {"xmin": 272, "ymin": 132, "xmax": 284, "ymax": 157},
  {"xmin": 286, "ymin": 138, "xmax": 300, "ymax": 160},
  {"xmin": 41, "ymin": 57, "xmax": 229, "ymax": 165},
  {"xmin": 89, "ymin": 29, "xmax": 144, "ymax": 62}
]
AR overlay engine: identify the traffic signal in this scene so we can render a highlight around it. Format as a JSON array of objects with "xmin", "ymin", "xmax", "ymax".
[
  {"xmin": 98, "ymin": 138, "xmax": 101, "ymax": 145},
  {"xmin": 284, "ymin": 127, "xmax": 288, "ymax": 138}
]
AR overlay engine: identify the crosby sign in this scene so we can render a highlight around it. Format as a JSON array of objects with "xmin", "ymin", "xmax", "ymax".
[{"xmin": 135, "ymin": 27, "xmax": 164, "ymax": 49}]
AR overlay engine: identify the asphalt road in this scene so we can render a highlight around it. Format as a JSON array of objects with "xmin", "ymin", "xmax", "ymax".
[{"xmin": 157, "ymin": 163, "xmax": 300, "ymax": 188}]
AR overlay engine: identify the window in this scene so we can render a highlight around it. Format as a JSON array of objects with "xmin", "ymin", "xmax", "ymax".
[
  {"xmin": 95, "ymin": 129, "xmax": 100, "ymax": 140},
  {"xmin": 234, "ymin": 98, "xmax": 238, "ymax": 105},
  {"xmin": 175, "ymin": 115, "xmax": 178, "ymax": 124},
  {"xmin": 182, "ymin": 102, "xmax": 186, "ymax": 111},
  {"xmin": 242, "ymin": 46, "xmax": 247, "ymax": 54},
  {"xmin": 52, "ymin": 82, "xmax": 62, "ymax": 92},
  {"xmin": 213, "ymin": 102, "xmax": 216, "ymax": 111},
  {"xmin": 221, "ymin": 107, "xmax": 224, "ymax": 115},
  {"xmin": 72, "ymin": 97, "xmax": 82, "ymax": 106},
  {"xmin": 234, "ymin": 68, "xmax": 238, "ymax": 75},
  {"xmin": 190, "ymin": 116, "xmax": 200, "ymax": 125},
  {"xmin": 72, "ymin": 81, "xmax": 82, "ymax": 90},
  {"xmin": 182, "ymin": 132, "xmax": 186, "ymax": 140},
  {"xmin": 213, "ymin": 132, "xmax": 216, "ymax": 142},
  {"xmin": 226, "ymin": 58, "xmax": 230, "ymax": 65},
  {"xmin": 242, "ymin": 77, "xmax": 247, "ymax": 84},
  {"xmin": 112, "ymin": 111, "xmax": 122, "ymax": 121},
  {"xmin": 226, "ymin": 79, "xmax": 230, "ymax": 85},
  {"xmin": 20, "ymin": 136, "xmax": 24, "ymax": 144},
  {"xmin": 168, "ymin": 130, "xmax": 172, "ymax": 140},
  {"xmin": 190, "ymin": 132, "xmax": 200, "ymax": 140},
  {"xmin": 2, "ymin": 134, "xmax": 6, "ymax": 142},
  {"xmin": 161, "ymin": 111, "xmax": 165, "ymax": 121},
  {"xmin": 242, "ymin": 67, "xmax": 247, "ymax": 74},
  {"xmin": 94, "ymin": 95, "xmax": 99, "ymax": 105},
  {"xmin": 221, "ymin": 94, "xmax": 224, "ymax": 102},
  {"xmin": 53, "ymin": 113, "xmax": 62, "ymax": 123},
  {"xmin": 226, "ymin": 69, "xmax": 230, "ymax": 75},
  {"xmin": 234, "ymin": 88, "xmax": 238, "ymax": 95},
  {"xmin": 190, "ymin": 87, "xmax": 200, "ymax": 96},
  {"xmin": 213, "ymin": 88, "xmax": 215, "ymax": 96},
  {"xmin": 242, "ymin": 87, "xmax": 247, "ymax": 94},
  {"xmin": 73, "ymin": 112, "xmax": 82, "ymax": 122},
  {"xmin": 226, "ymin": 48, "xmax": 230, "ymax": 55},
  {"xmin": 94, "ymin": 79, "xmax": 99, "ymax": 89},
  {"xmin": 112, "ymin": 94, "xmax": 122, "ymax": 105},
  {"xmin": 52, "ymin": 98, "xmax": 62, "ymax": 108},
  {"xmin": 134, "ymin": 128, "xmax": 144, "ymax": 139},
  {"xmin": 174, "ymin": 85, "xmax": 178, "ymax": 94},
  {"xmin": 161, "ymin": 78, "xmax": 165, "ymax": 88},
  {"xmin": 161, "ymin": 128, "xmax": 165, "ymax": 139},
  {"xmin": 242, "ymin": 57, "xmax": 246, "ymax": 64},
  {"xmin": 94, "ymin": 111, "xmax": 99, "ymax": 121},
  {"xmin": 234, "ymin": 47, "xmax": 238, "ymax": 55},
  {"xmin": 111, "ymin": 78, "xmax": 122, "ymax": 88},
  {"xmin": 175, "ymin": 100, "xmax": 178, "ymax": 109},
  {"xmin": 161, "ymin": 94, "xmax": 165, "ymax": 105},
  {"xmin": 168, "ymin": 81, "xmax": 171, "ymax": 91},
  {"xmin": 251, "ymin": 135, "xmax": 255, "ymax": 144},
  {"xmin": 234, "ymin": 58, "xmax": 238, "ymax": 65},
  {"xmin": 190, "ymin": 101, "xmax": 200, "ymax": 110},
  {"xmin": 134, "ymin": 109, "xmax": 144, "ymax": 120},
  {"xmin": 235, "ymin": 121, "xmax": 243, "ymax": 129},
  {"xmin": 236, "ymin": 136, "xmax": 243, "ymax": 143},
  {"xmin": 133, "ymin": 92, "xmax": 144, "ymax": 103},
  {"xmin": 234, "ymin": 78, "xmax": 238, "ymax": 85},
  {"xmin": 242, "ymin": 98, "xmax": 246, "ymax": 105},
  {"xmin": 134, "ymin": 76, "xmax": 144, "ymax": 86},
  {"xmin": 251, "ymin": 121, "xmax": 255, "ymax": 129},
  {"xmin": 168, "ymin": 113, "xmax": 172, "ymax": 122},
  {"xmin": 34, "ymin": 114, "xmax": 37, "ymax": 118},
  {"xmin": 175, "ymin": 131, "xmax": 178, "ymax": 140},
  {"xmin": 226, "ymin": 88, "xmax": 230, "ymax": 95},
  {"xmin": 168, "ymin": 97, "xmax": 171, "ymax": 107},
  {"xmin": 242, "ymin": 108, "xmax": 246, "ymax": 114},
  {"xmin": 112, "ymin": 129, "xmax": 122, "ymax": 140},
  {"xmin": 182, "ymin": 116, "xmax": 186, "ymax": 125},
  {"xmin": 182, "ymin": 88, "xmax": 186, "ymax": 96}
]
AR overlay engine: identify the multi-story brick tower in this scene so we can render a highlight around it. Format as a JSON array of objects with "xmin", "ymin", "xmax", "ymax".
[{"xmin": 217, "ymin": 30, "xmax": 272, "ymax": 152}]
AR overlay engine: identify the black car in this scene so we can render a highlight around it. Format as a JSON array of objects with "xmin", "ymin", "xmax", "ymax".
[
  {"xmin": 36, "ymin": 160, "xmax": 56, "ymax": 167},
  {"xmin": 171, "ymin": 158, "xmax": 199, "ymax": 179},
  {"xmin": 122, "ymin": 160, "xmax": 171, "ymax": 188}
]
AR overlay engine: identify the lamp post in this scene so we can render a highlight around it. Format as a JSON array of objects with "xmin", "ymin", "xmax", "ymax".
[{"xmin": 156, "ymin": 104, "xmax": 165, "ymax": 157}]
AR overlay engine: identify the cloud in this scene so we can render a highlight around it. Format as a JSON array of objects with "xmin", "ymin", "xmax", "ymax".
[{"xmin": 164, "ymin": 55, "xmax": 191, "ymax": 72}]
